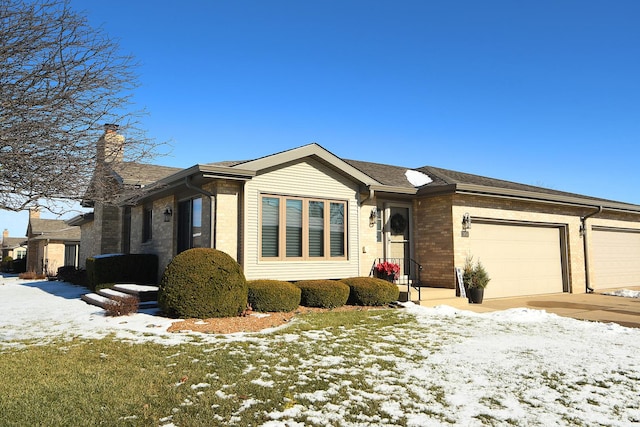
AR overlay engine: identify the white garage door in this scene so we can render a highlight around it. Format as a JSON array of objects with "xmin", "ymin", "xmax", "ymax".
[
  {"xmin": 591, "ymin": 228, "xmax": 640, "ymax": 290},
  {"xmin": 468, "ymin": 222, "xmax": 566, "ymax": 299}
]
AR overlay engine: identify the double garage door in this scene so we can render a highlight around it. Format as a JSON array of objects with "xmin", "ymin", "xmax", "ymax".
[
  {"xmin": 591, "ymin": 228, "xmax": 640, "ymax": 290},
  {"xmin": 468, "ymin": 221, "xmax": 567, "ymax": 299}
]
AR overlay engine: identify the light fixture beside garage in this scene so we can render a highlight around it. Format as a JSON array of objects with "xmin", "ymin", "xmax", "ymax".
[{"xmin": 462, "ymin": 213, "xmax": 471, "ymax": 237}]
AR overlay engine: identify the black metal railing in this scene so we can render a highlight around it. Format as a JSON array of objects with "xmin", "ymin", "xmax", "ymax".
[{"xmin": 371, "ymin": 257, "xmax": 424, "ymax": 300}]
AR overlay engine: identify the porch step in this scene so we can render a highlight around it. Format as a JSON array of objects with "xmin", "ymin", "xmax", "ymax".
[
  {"xmin": 81, "ymin": 284, "xmax": 159, "ymax": 311},
  {"xmin": 112, "ymin": 284, "xmax": 159, "ymax": 302},
  {"xmin": 81, "ymin": 293, "xmax": 112, "ymax": 309},
  {"xmin": 97, "ymin": 288, "xmax": 131, "ymax": 299}
]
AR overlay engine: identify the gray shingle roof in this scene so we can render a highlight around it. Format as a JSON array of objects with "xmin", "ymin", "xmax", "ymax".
[
  {"xmin": 28, "ymin": 219, "xmax": 80, "ymax": 241},
  {"xmin": 343, "ymin": 158, "xmax": 633, "ymax": 206},
  {"xmin": 111, "ymin": 162, "xmax": 181, "ymax": 186},
  {"xmin": 1, "ymin": 237, "xmax": 26, "ymax": 248}
]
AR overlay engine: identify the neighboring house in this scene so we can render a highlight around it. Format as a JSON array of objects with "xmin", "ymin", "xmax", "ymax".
[
  {"xmin": 26, "ymin": 209, "xmax": 81, "ymax": 274},
  {"xmin": 76, "ymin": 131, "xmax": 640, "ymax": 300},
  {"xmin": 1, "ymin": 229, "xmax": 27, "ymax": 261}
]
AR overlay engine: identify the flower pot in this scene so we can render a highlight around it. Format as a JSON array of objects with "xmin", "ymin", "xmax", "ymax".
[
  {"xmin": 377, "ymin": 273, "xmax": 395, "ymax": 282},
  {"xmin": 467, "ymin": 287, "xmax": 484, "ymax": 304}
]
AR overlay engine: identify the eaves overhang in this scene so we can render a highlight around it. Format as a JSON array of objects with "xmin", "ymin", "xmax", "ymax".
[
  {"xmin": 368, "ymin": 184, "xmax": 418, "ymax": 196},
  {"xmin": 123, "ymin": 164, "xmax": 256, "ymax": 206},
  {"xmin": 66, "ymin": 212, "xmax": 95, "ymax": 227},
  {"xmin": 417, "ymin": 183, "xmax": 640, "ymax": 214}
]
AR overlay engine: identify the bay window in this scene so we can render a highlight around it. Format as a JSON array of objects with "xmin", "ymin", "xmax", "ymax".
[{"xmin": 261, "ymin": 195, "xmax": 347, "ymax": 260}]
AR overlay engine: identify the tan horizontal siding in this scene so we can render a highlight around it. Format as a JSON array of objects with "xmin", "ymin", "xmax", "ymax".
[{"xmin": 244, "ymin": 159, "xmax": 360, "ymax": 281}]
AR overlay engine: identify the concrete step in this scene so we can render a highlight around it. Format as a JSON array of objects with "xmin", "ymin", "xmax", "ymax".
[
  {"xmin": 97, "ymin": 288, "xmax": 131, "ymax": 299},
  {"xmin": 112, "ymin": 284, "xmax": 158, "ymax": 302},
  {"xmin": 82, "ymin": 284, "xmax": 159, "ymax": 311},
  {"xmin": 81, "ymin": 293, "xmax": 112, "ymax": 309}
]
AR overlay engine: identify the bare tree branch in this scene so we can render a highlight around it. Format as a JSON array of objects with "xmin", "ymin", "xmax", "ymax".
[{"xmin": 0, "ymin": 0, "xmax": 164, "ymax": 213}]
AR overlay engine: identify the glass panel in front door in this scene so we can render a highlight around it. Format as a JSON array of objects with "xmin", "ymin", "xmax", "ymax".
[{"xmin": 388, "ymin": 207, "xmax": 410, "ymax": 276}]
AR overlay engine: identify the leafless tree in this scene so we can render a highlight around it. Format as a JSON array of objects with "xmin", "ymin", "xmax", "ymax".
[{"xmin": 0, "ymin": 0, "xmax": 163, "ymax": 213}]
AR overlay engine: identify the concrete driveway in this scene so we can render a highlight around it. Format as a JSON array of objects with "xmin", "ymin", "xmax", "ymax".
[{"xmin": 457, "ymin": 287, "xmax": 640, "ymax": 328}]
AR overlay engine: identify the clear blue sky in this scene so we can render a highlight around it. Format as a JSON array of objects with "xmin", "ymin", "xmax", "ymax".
[{"xmin": 2, "ymin": 0, "xmax": 639, "ymax": 237}]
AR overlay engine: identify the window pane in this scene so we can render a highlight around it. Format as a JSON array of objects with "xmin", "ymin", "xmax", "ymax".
[
  {"xmin": 262, "ymin": 197, "xmax": 279, "ymax": 257},
  {"xmin": 308, "ymin": 201, "xmax": 324, "ymax": 257},
  {"xmin": 330, "ymin": 202, "xmax": 345, "ymax": 257},
  {"xmin": 192, "ymin": 197, "xmax": 202, "ymax": 248},
  {"xmin": 286, "ymin": 199, "xmax": 302, "ymax": 257},
  {"xmin": 142, "ymin": 208, "xmax": 152, "ymax": 242}
]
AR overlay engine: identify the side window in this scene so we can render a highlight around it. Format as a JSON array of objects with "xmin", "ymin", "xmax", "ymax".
[
  {"xmin": 178, "ymin": 197, "xmax": 203, "ymax": 253},
  {"xmin": 142, "ymin": 207, "xmax": 153, "ymax": 242}
]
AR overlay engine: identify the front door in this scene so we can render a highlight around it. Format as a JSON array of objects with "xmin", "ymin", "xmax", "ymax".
[{"xmin": 386, "ymin": 205, "xmax": 411, "ymax": 277}]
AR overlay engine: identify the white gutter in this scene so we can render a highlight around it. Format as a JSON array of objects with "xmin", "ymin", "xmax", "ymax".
[{"xmin": 582, "ymin": 206, "xmax": 603, "ymax": 293}]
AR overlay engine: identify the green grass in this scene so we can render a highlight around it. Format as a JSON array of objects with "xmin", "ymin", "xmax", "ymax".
[{"xmin": 0, "ymin": 309, "xmax": 414, "ymax": 426}]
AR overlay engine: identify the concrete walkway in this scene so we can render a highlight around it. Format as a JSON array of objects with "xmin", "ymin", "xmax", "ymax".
[{"xmin": 456, "ymin": 287, "xmax": 640, "ymax": 328}]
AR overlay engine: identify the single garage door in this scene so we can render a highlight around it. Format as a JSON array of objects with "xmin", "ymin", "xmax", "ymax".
[
  {"xmin": 591, "ymin": 228, "xmax": 640, "ymax": 290},
  {"xmin": 468, "ymin": 222, "xmax": 566, "ymax": 299}
]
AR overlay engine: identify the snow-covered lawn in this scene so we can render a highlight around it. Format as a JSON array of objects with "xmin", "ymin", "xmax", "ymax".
[{"xmin": 1, "ymin": 276, "xmax": 639, "ymax": 425}]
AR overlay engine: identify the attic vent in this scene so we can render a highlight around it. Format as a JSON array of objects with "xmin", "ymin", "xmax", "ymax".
[{"xmin": 405, "ymin": 170, "xmax": 432, "ymax": 187}]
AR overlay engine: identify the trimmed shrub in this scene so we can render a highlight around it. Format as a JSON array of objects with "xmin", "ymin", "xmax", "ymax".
[
  {"xmin": 1, "ymin": 256, "xmax": 13, "ymax": 272},
  {"xmin": 295, "ymin": 280, "xmax": 350, "ymax": 308},
  {"xmin": 158, "ymin": 248, "xmax": 247, "ymax": 318},
  {"xmin": 56, "ymin": 266, "xmax": 88, "ymax": 287},
  {"xmin": 341, "ymin": 276, "xmax": 400, "ymax": 306},
  {"xmin": 86, "ymin": 254, "xmax": 158, "ymax": 291},
  {"xmin": 12, "ymin": 257, "xmax": 26, "ymax": 273},
  {"xmin": 247, "ymin": 280, "xmax": 301, "ymax": 312}
]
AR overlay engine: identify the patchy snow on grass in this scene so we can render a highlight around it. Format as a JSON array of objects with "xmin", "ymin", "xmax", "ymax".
[{"xmin": 2, "ymin": 276, "xmax": 640, "ymax": 425}]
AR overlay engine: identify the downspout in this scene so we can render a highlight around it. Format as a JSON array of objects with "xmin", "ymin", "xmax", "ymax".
[
  {"xmin": 185, "ymin": 176, "xmax": 214, "ymax": 248},
  {"xmin": 581, "ymin": 206, "xmax": 603, "ymax": 293},
  {"xmin": 361, "ymin": 187, "xmax": 375, "ymax": 205}
]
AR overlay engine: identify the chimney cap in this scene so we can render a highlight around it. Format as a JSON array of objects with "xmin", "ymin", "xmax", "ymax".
[{"xmin": 104, "ymin": 123, "xmax": 119, "ymax": 132}]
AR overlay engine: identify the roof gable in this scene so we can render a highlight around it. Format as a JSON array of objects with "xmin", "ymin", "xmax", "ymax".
[{"xmin": 232, "ymin": 143, "xmax": 381, "ymax": 186}]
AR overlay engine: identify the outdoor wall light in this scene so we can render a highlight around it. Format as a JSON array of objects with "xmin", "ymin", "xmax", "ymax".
[
  {"xmin": 462, "ymin": 212, "xmax": 471, "ymax": 231},
  {"xmin": 163, "ymin": 207, "xmax": 173, "ymax": 222},
  {"xmin": 369, "ymin": 208, "xmax": 378, "ymax": 227}
]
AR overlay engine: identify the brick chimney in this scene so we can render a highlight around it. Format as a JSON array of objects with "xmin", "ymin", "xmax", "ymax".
[
  {"xmin": 29, "ymin": 208, "xmax": 40, "ymax": 220},
  {"xmin": 2, "ymin": 229, "xmax": 8, "ymax": 242},
  {"xmin": 97, "ymin": 123, "xmax": 125, "ymax": 164}
]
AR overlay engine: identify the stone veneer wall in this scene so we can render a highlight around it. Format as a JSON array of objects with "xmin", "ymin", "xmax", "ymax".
[
  {"xmin": 413, "ymin": 194, "xmax": 455, "ymax": 288},
  {"xmin": 98, "ymin": 204, "xmax": 122, "ymax": 254},
  {"xmin": 130, "ymin": 195, "xmax": 175, "ymax": 282}
]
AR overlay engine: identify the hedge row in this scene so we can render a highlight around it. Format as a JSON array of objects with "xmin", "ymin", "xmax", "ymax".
[
  {"xmin": 246, "ymin": 277, "xmax": 398, "ymax": 311},
  {"xmin": 155, "ymin": 248, "xmax": 400, "ymax": 319},
  {"xmin": 86, "ymin": 254, "xmax": 158, "ymax": 291}
]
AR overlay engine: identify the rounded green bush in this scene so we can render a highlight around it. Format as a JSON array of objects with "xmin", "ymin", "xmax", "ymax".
[
  {"xmin": 341, "ymin": 276, "xmax": 400, "ymax": 306},
  {"xmin": 158, "ymin": 248, "xmax": 247, "ymax": 318},
  {"xmin": 295, "ymin": 280, "xmax": 350, "ymax": 308},
  {"xmin": 247, "ymin": 280, "xmax": 301, "ymax": 312}
]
